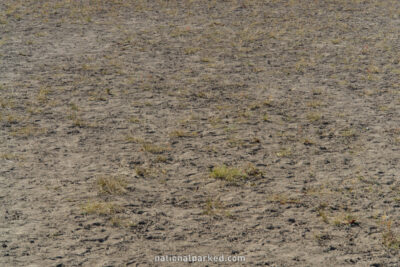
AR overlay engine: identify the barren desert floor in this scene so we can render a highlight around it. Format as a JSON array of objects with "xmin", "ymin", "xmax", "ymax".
[{"xmin": 1, "ymin": 0, "xmax": 400, "ymax": 266}]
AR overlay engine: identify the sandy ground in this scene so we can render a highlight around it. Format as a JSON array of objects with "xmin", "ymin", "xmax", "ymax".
[{"xmin": 1, "ymin": 0, "xmax": 400, "ymax": 266}]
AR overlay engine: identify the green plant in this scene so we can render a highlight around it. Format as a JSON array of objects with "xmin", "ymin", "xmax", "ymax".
[{"xmin": 210, "ymin": 165, "xmax": 248, "ymax": 185}]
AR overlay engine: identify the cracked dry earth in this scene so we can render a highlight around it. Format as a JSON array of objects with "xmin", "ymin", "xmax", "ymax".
[{"xmin": 1, "ymin": 0, "xmax": 400, "ymax": 266}]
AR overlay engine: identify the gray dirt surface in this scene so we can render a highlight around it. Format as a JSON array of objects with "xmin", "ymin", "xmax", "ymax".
[{"xmin": 1, "ymin": 0, "xmax": 400, "ymax": 266}]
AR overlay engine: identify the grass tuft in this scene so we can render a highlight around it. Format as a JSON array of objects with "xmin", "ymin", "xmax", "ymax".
[
  {"xmin": 142, "ymin": 143, "xmax": 170, "ymax": 154},
  {"xmin": 97, "ymin": 176, "xmax": 127, "ymax": 195},
  {"xmin": 203, "ymin": 198, "xmax": 232, "ymax": 218},
  {"xmin": 81, "ymin": 201, "xmax": 122, "ymax": 216},
  {"xmin": 210, "ymin": 165, "xmax": 248, "ymax": 185},
  {"xmin": 382, "ymin": 220, "xmax": 400, "ymax": 249}
]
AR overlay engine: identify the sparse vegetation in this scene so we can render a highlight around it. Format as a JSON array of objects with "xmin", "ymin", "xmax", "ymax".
[
  {"xmin": 307, "ymin": 112, "xmax": 322, "ymax": 122},
  {"xmin": 340, "ymin": 128, "xmax": 357, "ymax": 138},
  {"xmin": 318, "ymin": 209, "xmax": 330, "ymax": 224},
  {"xmin": 307, "ymin": 100, "xmax": 323, "ymax": 108},
  {"xmin": 97, "ymin": 176, "xmax": 127, "ymax": 195},
  {"xmin": 135, "ymin": 166, "xmax": 152, "ymax": 177},
  {"xmin": 10, "ymin": 125, "xmax": 46, "ymax": 137},
  {"xmin": 110, "ymin": 216, "xmax": 136, "ymax": 228},
  {"xmin": 303, "ymin": 138, "xmax": 315, "ymax": 146},
  {"xmin": 1, "ymin": 153, "xmax": 23, "ymax": 161},
  {"xmin": 332, "ymin": 213, "xmax": 358, "ymax": 227},
  {"xmin": 81, "ymin": 201, "xmax": 122, "ymax": 216},
  {"xmin": 154, "ymin": 155, "xmax": 168, "ymax": 163},
  {"xmin": 2, "ymin": 0, "xmax": 400, "ymax": 265},
  {"xmin": 128, "ymin": 116, "xmax": 140, "ymax": 123},
  {"xmin": 142, "ymin": 143, "xmax": 170, "ymax": 154},
  {"xmin": 210, "ymin": 165, "xmax": 249, "ymax": 185},
  {"xmin": 125, "ymin": 136, "xmax": 145, "ymax": 143},
  {"xmin": 169, "ymin": 130, "xmax": 197, "ymax": 138},
  {"xmin": 36, "ymin": 87, "xmax": 50, "ymax": 103},
  {"xmin": 382, "ymin": 220, "xmax": 400, "ymax": 249},
  {"xmin": 203, "ymin": 198, "xmax": 231, "ymax": 218},
  {"xmin": 243, "ymin": 163, "xmax": 264, "ymax": 178},
  {"xmin": 276, "ymin": 148, "xmax": 292, "ymax": 158}
]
